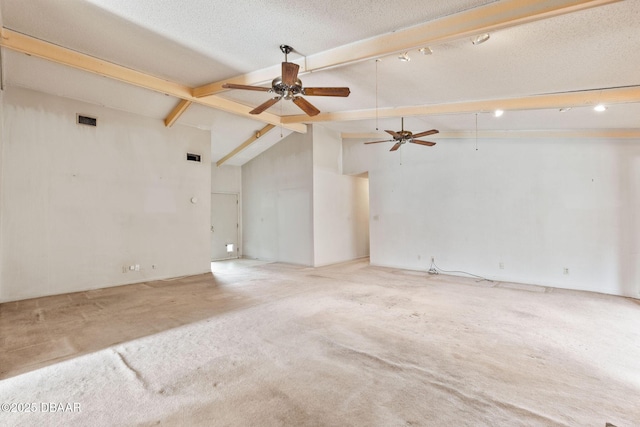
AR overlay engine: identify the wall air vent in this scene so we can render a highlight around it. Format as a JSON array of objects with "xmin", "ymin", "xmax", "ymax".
[
  {"xmin": 187, "ymin": 153, "xmax": 201, "ymax": 162},
  {"xmin": 77, "ymin": 114, "xmax": 97, "ymax": 126}
]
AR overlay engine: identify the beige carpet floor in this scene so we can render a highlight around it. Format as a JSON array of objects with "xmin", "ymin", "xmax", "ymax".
[{"xmin": 1, "ymin": 259, "xmax": 639, "ymax": 426}]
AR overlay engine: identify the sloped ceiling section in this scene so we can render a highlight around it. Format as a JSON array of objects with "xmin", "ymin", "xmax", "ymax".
[{"xmin": 1, "ymin": 0, "xmax": 639, "ymax": 165}]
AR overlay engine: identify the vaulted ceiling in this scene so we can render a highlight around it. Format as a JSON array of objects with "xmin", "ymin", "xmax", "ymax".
[{"xmin": 2, "ymin": 0, "xmax": 639, "ymax": 165}]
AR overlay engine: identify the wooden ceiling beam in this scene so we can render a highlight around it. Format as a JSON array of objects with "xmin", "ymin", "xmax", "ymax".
[
  {"xmin": 193, "ymin": 0, "xmax": 619, "ymax": 98},
  {"xmin": 216, "ymin": 124, "xmax": 276, "ymax": 167},
  {"xmin": 164, "ymin": 99, "xmax": 192, "ymax": 127},
  {"xmin": 0, "ymin": 28, "xmax": 307, "ymax": 133},
  {"xmin": 281, "ymin": 85, "xmax": 640, "ymax": 124}
]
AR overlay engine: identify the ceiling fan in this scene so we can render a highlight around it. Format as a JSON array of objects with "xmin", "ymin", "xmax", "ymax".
[
  {"xmin": 222, "ymin": 45, "xmax": 350, "ymax": 117},
  {"xmin": 364, "ymin": 118, "xmax": 439, "ymax": 151}
]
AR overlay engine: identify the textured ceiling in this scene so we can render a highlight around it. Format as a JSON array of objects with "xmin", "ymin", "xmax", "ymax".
[
  {"xmin": 1, "ymin": 0, "xmax": 639, "ymax": 165},
  {"xmin": 1, "ymin": 0, "xmax": 495, "ymax": 86}
]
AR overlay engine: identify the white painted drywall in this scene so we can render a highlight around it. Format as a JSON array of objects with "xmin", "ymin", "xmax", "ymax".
[
  {"xmin": 242, "ymin": 129, "xmax": 314, "ymax": 265},
  {"xmin": 312, "ymin": 125, "xmax": 369, "ymax": 267},
  {"xmin": 0, "ymin": 87, "xmax": 211, "ymax": 302},
  {"xmin": 344, "ymin": 136, "xmax": 640, "ymax": 298},
  {"xmin": 211, "ymin": 165, "xmax": 241, "ymax": 193},
  {"xmin": 0, "ymin": 87, "xmax": 4, "ymax": 300},
  {"xmin": 0, "ymin": 8, "xmax": 3, "ymax": 302}
]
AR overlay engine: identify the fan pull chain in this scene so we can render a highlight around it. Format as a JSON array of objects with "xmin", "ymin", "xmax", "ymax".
[{"xmin": 475, "ymin": 112, "xmax": 478, "ymax": 151}]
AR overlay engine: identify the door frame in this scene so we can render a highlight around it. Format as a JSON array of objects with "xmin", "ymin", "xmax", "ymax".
[{"xmin": 210, "ymin": 192, "xmax": 240, "ymax": 261}]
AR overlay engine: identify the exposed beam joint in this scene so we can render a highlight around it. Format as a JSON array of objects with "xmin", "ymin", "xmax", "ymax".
[
  {"xmin": 216, "ymin": 124, "xmax": 276, "ymax": 167},
  {"xmin": 0, "ymin": 28, "xmax": 306, "ymax": 134},
  {"xmin": 193, "ymin": 0, "xmax": 619, "ymax": 98},
  {"xmin": 164, "ymin": 99, "xmax": 192, "ymax": 127},
  {"xmin": 282, "ymin": 86, "xmax": 640, "ymax": 124}
]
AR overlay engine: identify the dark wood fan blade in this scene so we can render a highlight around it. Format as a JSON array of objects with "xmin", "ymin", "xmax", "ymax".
[
  {"xmin": 385, "ymin": 130, "xmax": 401, "ymax": 138},
  {"xmin": 292, "ymin": 97, "xmax": 320, "ymax": 116},
  {"xmin": 411, "ymin": 140, "xmax": 436, "ymax": 146},
  {"xmin": 249, "ymin": 97, "xmax": 280, "ymax": 115},
  {"xmin": 390, "ymin": 142, "xmax": 402, "ymax": 152},
  {"xmin": 364, "ymin": 139, "xmax": 393, "ymax": 144},
  {"xmin": 222, "ymin": 83, "xmax": 271, "ymax": 92},
  {"xmin": 282, "ymin": 62, "xmax": 300, "ymax": 86},
  {"xmin": 303, "ymin": 87, "xmax": 351, "ymax": 97},
  {"xmin": 412, "ymin": 129, "xmax": 439, "ymax": 138}
]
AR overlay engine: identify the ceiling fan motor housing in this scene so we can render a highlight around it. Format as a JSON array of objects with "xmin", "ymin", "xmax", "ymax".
[
  {"xmin": 399, "ymin": 131, "xmax": 413, "ymax": 143},
  {"xmin": 272, "ymin": 77, "xmax": 302, "ymax": 100}
]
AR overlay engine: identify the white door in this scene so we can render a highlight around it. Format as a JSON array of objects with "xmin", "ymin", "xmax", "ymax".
[{"xmin": 210, "ymin": 193, "xmax": 239, "ymax": 261}]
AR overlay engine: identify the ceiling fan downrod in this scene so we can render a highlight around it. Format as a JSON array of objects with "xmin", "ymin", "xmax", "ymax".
[{"xmin": 280, "ymin": 44, "xmax": 293, "ymax": 62}]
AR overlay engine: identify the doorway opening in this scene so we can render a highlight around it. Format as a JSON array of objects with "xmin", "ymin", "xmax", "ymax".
[{"xmin": 210, "ymin": 193, "xmax": 239, "ymax": 261}]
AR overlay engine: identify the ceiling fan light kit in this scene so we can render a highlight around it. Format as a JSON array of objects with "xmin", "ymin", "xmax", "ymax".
[{"xmin": 221, "ymin": 45, "xmax": 350, "ymax": 117}]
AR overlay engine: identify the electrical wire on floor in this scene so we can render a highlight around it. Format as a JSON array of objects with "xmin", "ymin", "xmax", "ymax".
[{"xmin": 427, "ymin": 258, "xmax": 494, "ymax": 284}]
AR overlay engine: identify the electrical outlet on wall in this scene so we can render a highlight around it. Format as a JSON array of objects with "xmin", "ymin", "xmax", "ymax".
[
  {"xmin": 499, "ymin": 262, "xmax": 504, "ymax": 269},
  {"xmin": 563, "ymin": 268, "xmax": 569, "ymax": 275}
]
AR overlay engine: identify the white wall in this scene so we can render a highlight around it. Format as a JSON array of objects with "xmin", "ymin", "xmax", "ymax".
[
  {"xmin": 0, "ymin": 87, "xmax": 211, "ymax": 302},
  {"xmin": 0, "ymin": 87, "xmax": 4, "ymax": 297},
  {"xmin": 211, "ymin": 164, "xmax": 241, "ymax": 193},
  {"xmin": 344, "ymin": 136, "xmax": 640, "ymax": 298},
  {"xmin": 242, "ymin": 129, "xmax": 314, "ymax": 265},
  {"xmin": 312, "ymin": 125, "xmax": 369, "ymax": 266},
  {"xmin": 0, "ymin": 8, "xmax": 4, "ymax": 298}
]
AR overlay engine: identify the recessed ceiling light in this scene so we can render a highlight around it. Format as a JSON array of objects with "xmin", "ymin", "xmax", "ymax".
[
  {"xmin": 594, "ymin": 104, "xmax": 607, "ymax": 112},
  {"xmin": 559, "ymin": 107, "xmax": 572, "ymax": 112},
  {"xmin": 494, "ymin": 109, "xmax": 504, "ymax": 117},
  {"xmin": 398, "ymin": 52, "xmax": 411, "ymax": 62},
  {"xmin": 418, "ymin": 47, "xmax": 433, "ymax": 55},
  {"xmin": 472, "ymin": 33, "xmax": 490, "ymax": 45}
]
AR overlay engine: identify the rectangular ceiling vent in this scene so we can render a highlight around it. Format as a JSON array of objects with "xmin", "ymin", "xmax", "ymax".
[
  {"xmin": 187, "ymin": 153, "xmax": 201, "ymax": 162},
  {"xmin": 77, "ymin": 114, "xmax": 97, "ymax": 127}
]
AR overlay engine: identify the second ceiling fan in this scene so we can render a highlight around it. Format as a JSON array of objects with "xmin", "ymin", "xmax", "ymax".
[
  {"xmin": 364, "ymin": 118, "xmax": 439, "ymax": 151},
  {"xmin": 222, "ymin": 45, "xmax": 350, "ymax": 117}
]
